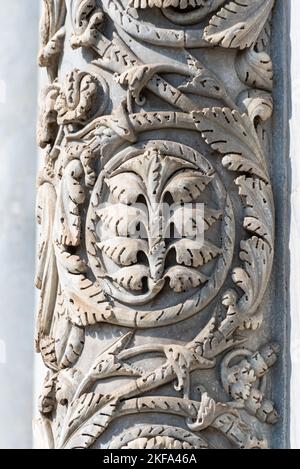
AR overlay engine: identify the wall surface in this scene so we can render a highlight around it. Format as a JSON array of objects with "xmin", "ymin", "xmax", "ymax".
[{"xmin": 0, "ymin": 0, "xmax": 39, "ymax": 449}]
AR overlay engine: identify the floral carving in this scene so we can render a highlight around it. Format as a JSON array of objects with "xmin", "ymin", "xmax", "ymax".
[{"xmin": 95, "ymin": 147, "xmax": 222, "ymax": 302}]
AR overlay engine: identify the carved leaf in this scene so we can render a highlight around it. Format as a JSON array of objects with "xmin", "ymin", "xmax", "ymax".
[
  {"xmin": 55, "ymin": 160, "xmax": 85, "ymax": 246},
  {"xmin": 71, "ymin": 0, "xmax": 104, "ymax": 42},
  {"xmin": 236, "ymin": 175, "xmax": 274, "ymax": 247},
  {"xmin": 40, "ymin": 0, "xmax": 66, "ymax": 44},
  {"xmin": 255, "ymin": 15, "xmax": 272, "ymax": 52},
  {"xmin": 98, "ymin": 238, "xmax": 148, "ymax": 266},
  {"xmin": 238, "ymin": 310, "xmax": 263, "ymax": 331},
  {"xmin": 57, "ymin": 249, "xmax": 87, "ymax": 274},
  {"xmin": 203, "ymin": 208, "xmax": 223, "ymax": 230},
  {"xmin": 146, "ymin": 151, "xmax": 163, "ymax": 200},
  {"xmin": 112, "ymin": 265, "xmax": 150, "ymax": 291},
  {"xmin": 164, "ymin": 266, "xmax": 208, "ymax": 293},
  {"xmin": 62, "ymin": 396, "xmax": 118, "ymax": 449},
  {"xmin": 168, "ymin": 206, "xmax": 221, "ymax": 237},
  {"xmin": 105, "ymin": 173, "xmax": 145, "ymax": 205},
  {"xmin": 33, "ymin": 418, "xmax": 55, "ymax": 449},
  {"xmin": 179, "ymin": 54, "xmax": 235, "ymax": 108},
  {"xmin": 96, "ymin": 204, "xmax": 148, "ymax": 237},
  {"xmin": 116, "ymin": 151, "xmax": 194, "ymax": 198},
  {"xmin": 164, "ymin": 345, "xmax": 195, "ymax": 397},
  {"xmin": 229, "ymin": 365, "xmax": 256, "ymax": 401},
  {"xmin": 236, "ymin": 49, "xmax": 273, "ymax": 92},
  {"xmin": 164, "ymin": 170, "xmax": 213, "ymax": 204},
  {"xmin": 39, "ymin": 373, "xmax": 57, "ymax": 414},
  {"xmin": 203, "ymin": 0, "xmax": 275, "ymax": 50},
  {"xmin": 232, "ymin": 236, "xmax": 273, "ymax": 314},
  {"xmin": 39, "ymin": 336, "xmax": 58, "ymax": 371},
  {"xmin": 193, "ymin": 107, "xmax": 269, "ymax": 181},
  {"xmin": 237, "ymin": 90, "xmax": 273, "ymax": 123},
  {"xmin": 54, "ymin": 315, "xmax": 85, "ymax": 369},
  {"xmin": 170, "ymin": 239, "xmax": 221, "ymax": 268},
  {"xmin": 187, "ymin": 393, "xmax": 216, "ymax": 431}
]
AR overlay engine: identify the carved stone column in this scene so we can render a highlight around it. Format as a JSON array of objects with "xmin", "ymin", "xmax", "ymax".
[{"xmin": 34, "ymin": 0, "xmax": 287, "ymax": 449}]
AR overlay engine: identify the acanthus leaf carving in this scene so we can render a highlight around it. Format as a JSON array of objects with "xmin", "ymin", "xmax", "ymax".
[
  {"xmin": 192, "ymin": 107, "xmax": 270, "ymax": 182},
  {"xmin": 237, "ymin": 89, "xmax": 273, "ymax": 124},
  {"xmin": 236, "ymin": 49, "xmax": 273, "ymax": 92},
  {"xmin": 203, "ymin": 0, "xmax": 275, "ymax": 50}
]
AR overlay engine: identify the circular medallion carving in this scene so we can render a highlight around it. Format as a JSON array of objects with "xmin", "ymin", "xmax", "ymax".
[{"xmin": 86, "ymin": 140, "xmax": 235, "ymax": 313}]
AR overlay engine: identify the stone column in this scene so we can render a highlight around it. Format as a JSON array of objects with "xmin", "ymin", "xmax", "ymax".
[
  {"xmin": 34, "ymin": 0, "xmax": 288, "ymax": 449},
  {"xmin": 0, "ymin": 0, "xmax": 39, "ymax": 449},
  {"xmin": 290, "ymin": 0, "xmax": 300, "ymax": 450}
]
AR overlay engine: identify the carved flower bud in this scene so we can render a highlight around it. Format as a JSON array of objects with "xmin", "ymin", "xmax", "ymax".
[
  {"xmin": 248, "ymin": 351, "xmax": 268, "ymax": 378},
  {"xmin": 259, "ymin": 343, "xmax": 280, "ymax": 368},
  {"xmin": 256, "ymin": 399, "xmax": 279, "ymax": 424},
  {"xmin": 245, "ymin": 388, "xmax": 263, "ymax": 415}
]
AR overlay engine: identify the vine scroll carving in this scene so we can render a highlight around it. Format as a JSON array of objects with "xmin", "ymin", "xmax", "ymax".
[{"xmin": 35, "ymin": 0, "xmax": 280, "ymax": 449}]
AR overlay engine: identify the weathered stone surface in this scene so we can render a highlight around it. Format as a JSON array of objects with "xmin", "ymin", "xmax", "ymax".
[{"xmin": 35, "ymin": 0, "xmax": 287, "ymax": 449}]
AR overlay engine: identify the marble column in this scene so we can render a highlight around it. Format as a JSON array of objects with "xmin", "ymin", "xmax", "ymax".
[
  {"xmin": 290, "ymin": 0, "xmax": 300, "ymax": 450},
  {"xmin": 34, "ymin": 0, "xmax": 289, "ymax": 449}
]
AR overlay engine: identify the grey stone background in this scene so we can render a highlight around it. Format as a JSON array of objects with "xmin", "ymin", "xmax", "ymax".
[{"xmin": 0, "ymin": 1, "xmax": 39, "ymax": 449}]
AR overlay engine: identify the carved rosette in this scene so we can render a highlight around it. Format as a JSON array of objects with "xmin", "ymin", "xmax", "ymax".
[{"xmin": 35, "ymin": 0, "xmax": 279, "ymax": 449}]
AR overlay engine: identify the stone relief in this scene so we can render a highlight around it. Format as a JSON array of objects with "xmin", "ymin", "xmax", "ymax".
[{"xmin": 35, "ymin": 0, "xmax": 279, "ymax": 449}]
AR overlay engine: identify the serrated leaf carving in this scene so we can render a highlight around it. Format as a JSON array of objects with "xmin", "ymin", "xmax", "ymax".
[
  {"xmin": 164, "ymin": 171, "xmax": 213, "ymax": 204},
  {"xmin": 193, "ymin": 107, "xmax": 269, "ymax": 181},
  {"xmin": 61, "ymin": 394, "xmax": 118, "ymax": 448},
  {"xmin": 232, "ymin": 236, "xmax": 273, "ymax": 314},
  {"xmin": 164, "ymin": 266, "xmax": 208, "ymax": 293},
  {"xmin": 112, "ymin": 265, "xmax": 150, "ymax": 291},
  {"xmin": 236, "ymin": 175, "xmax": 274, "ymax": 247},
  {"xmin": 98, "ymin": 238, "xmax": 148, "ymax": 266},
  {"xmin": 105, "ymin": 173, "xmax": 145, "ymax": 205},
  {"xmin": 169, "ymin": 239, "xmax": 221, "ymax": 268},
  {"xmin": 96, "ymin": 204, "xmax": 148, "ymax": 237},
  {"xmin": 203, "ymin": 0, "xmax": 275, "ymax": 50},
  {"xmin": 187, "ymin": 393, "xmax": 216, "ymax": 431},
  {"xmin": 236, "ymin": 49, "xmax": 273, "ymax": 92},
  {"xmin": 237, "ymin": 90, "xmax": 273, "ymax": 123}
]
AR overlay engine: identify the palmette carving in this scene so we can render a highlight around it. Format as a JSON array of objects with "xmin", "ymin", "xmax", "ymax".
[{"xmin": 35, "ymin": 0, "xmax": 279, "ymax": 449}]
